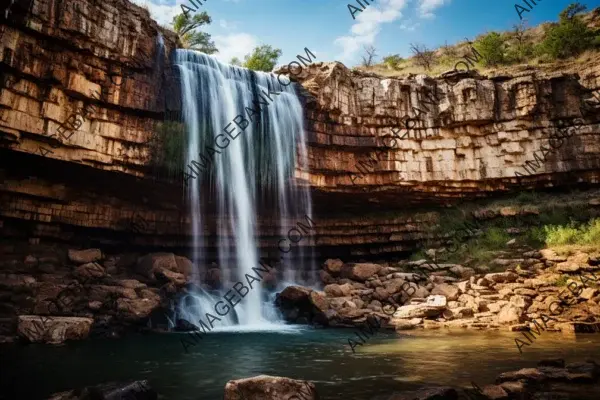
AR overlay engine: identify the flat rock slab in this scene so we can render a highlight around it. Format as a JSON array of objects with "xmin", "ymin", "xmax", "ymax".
[
  {"xmin": 18, "ymin": 315, "xmax": 93, "ymax": 344},
  {"xmin": 393, "ymin": 304, "xmax": 444, "ymax": 319}
]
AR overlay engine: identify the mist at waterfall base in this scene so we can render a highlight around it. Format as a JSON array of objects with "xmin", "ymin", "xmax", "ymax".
[{"xmin": 172, "ymin": 50, "xmax": 316, "ymax": 334}]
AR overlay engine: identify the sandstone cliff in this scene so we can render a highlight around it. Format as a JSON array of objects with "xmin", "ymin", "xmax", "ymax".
[{"xmin": 1, "ymin": 0, "xmax": 600, "ymax": 258}]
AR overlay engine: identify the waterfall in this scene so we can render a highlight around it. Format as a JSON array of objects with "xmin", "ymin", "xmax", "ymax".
[{"xmin": 174, "ymin": 50, "xmax": 313, "ymax": 330}]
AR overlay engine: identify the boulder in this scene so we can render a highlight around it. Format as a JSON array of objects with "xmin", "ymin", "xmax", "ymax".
[
  {"xmin": 431, "ymin": 283, "xmax": 460, "ymax": 301},
  {"xmin": 425, "ymin": 295, "xmax": 447, "ymax": 307},
  {"xmin": 509, "ymin": 295, "xmax": 532, "ymax": 309},
  {"xmin": 581, "ymin": 288, "xmax": 598, "ymax": 300},
  {"xmin": 323, "ymin": 259, "xmax": 344, "ymax": 275},
  {"xmin": 556, "ymin": 262, "xmax": 581, "ymax": 273},
  {"xmin": 456, "ymin": 280, "xmax": 470, "ymax": 293},
  {"xmin": 18, "ymin": 315, "xmax": 93, "ymax": 344},
  {"xmin": 393, "ymin": 304, "xmax": 444, "ymax": 319},
  {"xmin": 174, "ymin": 256, "xmax": 193, "ymax": 276},
  {"xmin": 385, "ymin": 278, "xmax": 407, "ymax": 294},
  {"xmin": 136, "ymin": 253, "xmax": 180, "ymax": 280},
  {"xmin": 224, "ymin": 375, "xmax": 317, "ymax": 400},
  {"xmin": 374, "ymin": 286, "xmax": 391, "ymax": 302},
  {"xmin": 341, "ymin": 263, "xmax": 382, "ymax": 282},
  {"xmin": 539, "ymin": 249, "xmax": 567, "ymax": 262},
  {"xmin": 319, "ymin": 270, "xmax": 336, "ymax": 284},
  {"xmin": 73, "ymin": 262, "xmax": 105, "ymax": 281},
  {"xmin": 48, "ymin": 380, "xmax": 156, "ymax": 400},
  {"xmin": 116, "ymin": 298, "xmax": 160, "ymax": 320},
  {"xmin": 324, "ymin": 284, "xmax": 348, "ymax": 297},
  {"xmin": 278, "ymin": 286, "xmax": 311, "ymax": 305},
  {"xmin": 481, "ymin": 384, "xmax": 509, "ymax": 399},
  {"xmin": 68, "ymin": 249, "xmax": 102, "ymax": 265},
  {"xmin": 155, "ymin": 269, "xmax": 187, "ymax": 286},
  {"xmin": 309, "ymin": 291, "xmax": 329, "ymax": 314},
  {"xmin": 485, "ymin": 272, "xmax": 518, "ymax": 283},
  {"xmin": 497, "ymin": 305, "xmax": 525, "ymax": 325},
  {"xmin": 487, "ymin": 301, "xmax": 509, "ymax": 313}
]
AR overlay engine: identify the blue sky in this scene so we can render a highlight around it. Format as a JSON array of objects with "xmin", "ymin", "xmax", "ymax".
[{"xmin": 133, "ymin": 0, "xmax": 600, "ymax": 67}]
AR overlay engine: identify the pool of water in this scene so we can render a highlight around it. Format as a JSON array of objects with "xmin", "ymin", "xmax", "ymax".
[{"xmin": 2, "ymin": 328, "xmax": 600, "ymax": 400}]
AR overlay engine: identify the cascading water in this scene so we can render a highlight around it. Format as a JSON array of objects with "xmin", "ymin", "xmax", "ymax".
[{"xmin": 173, "ymin": 50, "xmax": 314, "ymax": 330}]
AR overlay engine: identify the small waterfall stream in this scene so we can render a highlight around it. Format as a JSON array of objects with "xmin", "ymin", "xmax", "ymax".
[{"xmin": 173, "ymin": 50, "xmax": 313, "ymax": 330}]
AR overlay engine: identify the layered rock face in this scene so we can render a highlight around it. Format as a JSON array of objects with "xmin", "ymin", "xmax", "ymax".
[
  {"xmin": 297, "ymin": 61, "xmax": 600, "ymax": 208},
  {"xmin": 1, "ymin": 0, "xmax": 600, "ymax": 256},
  {"xmin": 0, "ymin": 0, "xmax": 178, "ymax": 171}
]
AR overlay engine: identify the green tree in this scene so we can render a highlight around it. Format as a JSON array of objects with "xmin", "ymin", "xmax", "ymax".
[
  {"xmin": 560, "ymin": 2, "xmax": 587, "ymax": 20},
  {"xmin": 243, "ymin": 45, "xmax": 282, "ymax": 72},
  {"xmin": 172, "ymin": 12, "xmax": 218, "ymax": 54},
  {"xmin": 538, "ymin": 2, "xmax": 594, "ymax": 59},
  {"xmin": 474, "ymin": 32, "xmax": 506, "ymax": 66},
  {"xmin": 382, "ymin": 54, "xmax": 403, "ymax": 70},
  {"xmin": 229, "ymin": 57, "xmax": 242, "ymax": 66}
]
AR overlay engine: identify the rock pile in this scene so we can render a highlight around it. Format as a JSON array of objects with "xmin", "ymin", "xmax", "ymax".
[
  {"xmin": 1, "ymin": 248, "xmax": 192, "ymax": 344},
  {"xmin": 277, "ymin": 250, "xmax": 600, "ymax": 333}
]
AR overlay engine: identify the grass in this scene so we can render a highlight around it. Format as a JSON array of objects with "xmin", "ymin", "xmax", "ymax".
[
  {"xmin": 555, "ymin": 275, "xmax": 570, "ymax": 287},
  {"xmin": 544, "ymin": 219, "xmax": 600, "ymax": 247},
  {"xmin": 408, "ymin": 189, "xmax": 600, "ymax": 268}
]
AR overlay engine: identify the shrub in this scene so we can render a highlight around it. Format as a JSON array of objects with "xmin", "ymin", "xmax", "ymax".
[
  {"xmin": 542, "ymin": 218, "xmax": 600, "ymax": 246},
  {"xmin": 538, "ymin": 3, "xmax": 594, "ymax": 59},
  {"xmin": 505, "ymin": 42, "xmax": 535, "ymax": 64},
  {"xmin": 555, "ymin": 275, "xmax": 569, "ymax": 287},
  {"xmin": 382, "ymin": 54, "xmax": 403, "ymax": 70},
  {"xmin": 474, "ymin": 32, "xmax": 506, "ymax": 66},
  {"xmin": 243, "ymin": 45, "xmax": 282, "ymax": 72}
]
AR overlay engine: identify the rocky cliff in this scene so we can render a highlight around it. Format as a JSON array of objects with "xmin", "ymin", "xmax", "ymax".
[{"xmin": 1, "ymin": 0, "xmax": 600, "ymax": 259}]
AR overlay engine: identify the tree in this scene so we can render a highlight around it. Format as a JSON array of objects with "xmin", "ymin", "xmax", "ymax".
[
  {"xmin": 229, "ymin": 57, "xmax": 242, "ymax": 66},
  {"xmin": 382, "ymin": 54, "xmax": 403, "ymax": 70},
  {"xmin": 172, "ymin": 12, "xmax": 218, "ymax": 54},
  {"xmin": 409, "ymin": 43, "xmax": 435, "ymax": 70},
  {"xmin": 243, "ymin": 45, "xmax": 282, "ymax": 72},
  {"xmin": 538, "ymin": 2, "xmax": 594, "ymax": 59},
  {"xmin": 560, "ymin": 2, "xmax": 587, "ymax": 20},
  {"xmin": 506, "ymin": 20, "xmax": 534, "ymax": 63},
  {"xmin": 361, "ymin": 45, "xmax": 378, "ymax": 67},
  {"xmin": 475, "ymin": 32, "xmax": 506, "ymax": 66},
  {"xmin": 441, "ymin": 41, "xmax": 457, "ymax": 58}
]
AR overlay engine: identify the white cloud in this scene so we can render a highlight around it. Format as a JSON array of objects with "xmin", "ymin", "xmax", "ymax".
[
  {"xmin": 334, "ymin": 0, "xmax": 408, "ymax": 63},
  {"xmin": 213, "ymin": 33, "xmax": 258, "ymax": 63},
  {"xmin": 219, "ymin": 19, "xmax": 238, "ymax": 30},
  {"xmin": 400, "ymin": 20, "xmax": 420, "ymax": 31},
  {"xmin": 130, "ymin": 0, "xmax": 182, "ymax": 27},
  {"xmin": 418, "ymin": 0, "xmax": 451, "ymax": 19}
]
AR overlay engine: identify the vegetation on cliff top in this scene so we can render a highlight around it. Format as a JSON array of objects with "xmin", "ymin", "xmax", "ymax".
[{"xmin": 362, "ymin": 2, "xmax": 600, "ymax": 77}]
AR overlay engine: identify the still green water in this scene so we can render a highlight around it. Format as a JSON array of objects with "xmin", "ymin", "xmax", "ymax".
[{"xmin": 2, "ymin": 328, "xmax": 600, "ymax": 400}]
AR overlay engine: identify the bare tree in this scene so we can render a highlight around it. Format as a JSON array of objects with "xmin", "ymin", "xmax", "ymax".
[
  {"xmin": 409, "ymin": 43, "xmax": 436, "ymax": 71},
  {"xmin": 441, "ymin": 40, "xmax": 457, "ymax": 58},
  {"xmin": 361, "ymin": 45, "xmax": 378, "ymax": 67},
  {"xmin": 513, "ymin": 20, "xmax": 528, "ymax": 47}
]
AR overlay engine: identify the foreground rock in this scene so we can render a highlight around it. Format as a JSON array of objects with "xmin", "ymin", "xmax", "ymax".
[
  {"xmin": 18, "ymin": 316, "xmax": 93, "ymax": 344},
  {"xmin": 0, "ymin": 247, "xmax": 197, "ymax": 343},
  {"xmin": 224, "ymin": 375, "xmax": 317, "ymax": 400},
  {"xmin": 47, "ymin": 380, "xmax": 156, "ymax": 400},
  {"xmin": 284, "ymin": 253, "xmax": 600, "ymax": 331}
]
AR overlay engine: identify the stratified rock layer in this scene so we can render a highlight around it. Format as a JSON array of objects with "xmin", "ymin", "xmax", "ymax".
[{"xmin": 1, "ymin": 0, "xmax": 600, "ymax": 256}]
